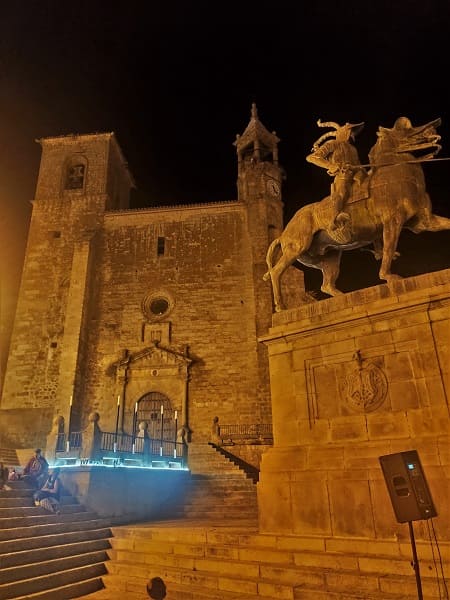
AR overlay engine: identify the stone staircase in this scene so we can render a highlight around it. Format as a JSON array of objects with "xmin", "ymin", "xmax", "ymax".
[
  {"xmin": 208, "ymin": 442, "xmax": 260, "ymax": 483},
  {"xmin": 160, "ymin": 443, "xmax": 258, "ymax": 521},
  {"xmin": 0, "ymin": 448, "xmax": 19, "ymax": 468},
  {"xmin": 82, "ymin": 522, "xmax": 450, "ymax": 600},
  {"xmin": 0, "ymin": 479, "xmax": 111, "ymax": 599}
]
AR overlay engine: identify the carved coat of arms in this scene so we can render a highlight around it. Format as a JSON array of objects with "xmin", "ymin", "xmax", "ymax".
[{"xmin": 343, "ymin": 351, "xmax": 387, "ymax": 413}]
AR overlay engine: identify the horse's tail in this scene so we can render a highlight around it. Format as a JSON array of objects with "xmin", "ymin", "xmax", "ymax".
[{"xmin": 263, "ymin": 238, "xmax": 281, "ymax": 281}]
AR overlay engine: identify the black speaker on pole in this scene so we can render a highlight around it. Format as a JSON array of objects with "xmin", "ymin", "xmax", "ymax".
[
  {"xmin": 379, "ymin": 450, "xmax": 438, "ymax": 600},
  {"xmin": 379, "ymin": 450, "xmax": 437, "ymax": 523}
]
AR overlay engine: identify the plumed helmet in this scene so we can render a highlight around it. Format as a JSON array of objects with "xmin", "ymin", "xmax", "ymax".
[{"xmin": 312, "ymin": 119, "xmax": 364, "ymax": 149}]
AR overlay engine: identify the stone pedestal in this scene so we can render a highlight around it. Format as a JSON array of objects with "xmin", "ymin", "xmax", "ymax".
[{"xmin": 258, "ymin": 269, "xmax": 450, "ymax": 542}]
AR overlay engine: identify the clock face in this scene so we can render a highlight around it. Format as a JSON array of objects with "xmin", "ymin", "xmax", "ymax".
[{"xmin": 267, "ymin": 179, "xmax": 280, "ymax": 197}]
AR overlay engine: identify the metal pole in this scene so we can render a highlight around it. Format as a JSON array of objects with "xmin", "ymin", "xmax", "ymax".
[
  {"xmin": 160, "ymin": 405, "xmax": 164, "ymax": 456},
  {"xmin": 114, "ymin": 395, "xmax": 120, "ymax": 453},
  {"xmin": 408, "ymin": 521, "xmax": 423, "ymax": 600},
  {"xmin": 174, "ymin": 410, "xmax": 178, "ymax": 458},
  {"xmin": 66, "ymin": 395, "xmax": 73, "ymax": 453},
  {"xmin": 132, "ymin": 402, "xmax": 138, "ymax": 454}
]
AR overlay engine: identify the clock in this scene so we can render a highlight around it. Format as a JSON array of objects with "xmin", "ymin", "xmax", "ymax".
[{"xmin": 266, "ymin": 179, "xmax": 280, "ymax": 198}]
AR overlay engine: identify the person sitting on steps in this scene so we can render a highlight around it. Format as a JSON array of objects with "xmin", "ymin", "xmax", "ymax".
[
  {"xmin": 22, "ymin": 448, "xmax": 49, "ymax": 489},
  {"xmin": 33, "ymin": 467, "xmax": 62, "ymax": 514}
]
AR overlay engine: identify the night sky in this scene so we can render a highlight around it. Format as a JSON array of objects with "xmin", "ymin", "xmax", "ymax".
[{"xmin": 2, "ymin": 0, "xmax": 450, "ymax": 317}]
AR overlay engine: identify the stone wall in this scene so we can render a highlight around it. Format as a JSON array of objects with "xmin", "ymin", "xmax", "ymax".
[
  {"xmin": 78, "ymin": 202, "xmax": 274, "ymax": 438},
  {"xmin": 258, "ymin": 269, "xmax": 450, "ymax": 542},
  {"xmin": 1, "ymin": 130, "xmax": 292, "ymax": 448}
]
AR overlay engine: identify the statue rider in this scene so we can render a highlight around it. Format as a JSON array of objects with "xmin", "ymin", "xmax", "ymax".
[{"xmin": 307, "ymin": 120, "xmax": 366, "ymax": 234}]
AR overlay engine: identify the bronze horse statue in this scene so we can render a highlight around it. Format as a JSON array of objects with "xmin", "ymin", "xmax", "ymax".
[{"xmin": 264, "ymin": 117, "xmax": 450, "ymax": 312}]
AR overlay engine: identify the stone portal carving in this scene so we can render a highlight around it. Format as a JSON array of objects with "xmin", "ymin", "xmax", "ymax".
[{"xmin": 111, "ymin": 341, "xmax": 192, "ymax": 436}]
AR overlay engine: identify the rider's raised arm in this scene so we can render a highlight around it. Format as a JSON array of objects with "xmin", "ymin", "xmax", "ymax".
[{"xmin": 306, "ymin": 140, "xmax": 337, "ymax": 173}]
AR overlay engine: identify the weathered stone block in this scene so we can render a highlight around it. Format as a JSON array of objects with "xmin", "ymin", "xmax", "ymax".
[
  {"xmin": 307, "ymin": 446, "xmax": 345, "ymax": 470},
  {"xmin": 367, "ymin": 411, "xmax": 409, "ymax": 439},
  {"xmin": 258, "ymin": 581, "xmax": 294, "ymax": 599},
  {"xmin": 330, "ymin": 416, "xmax": 368, "ymax": 442},
  {"xmin": 328, "ymin": 477, "xmax": 376, "ymax": 537},
  {"xmin": 218, "ymin": 576, "xmax": 257, "ymax": 594},
  {"xmin": 389, "ymin": 380, "xmax": 420, "ymax": 410},
  {"xmin": 291, "ymin": 480, "xmax": 332, "ymax": 536}
]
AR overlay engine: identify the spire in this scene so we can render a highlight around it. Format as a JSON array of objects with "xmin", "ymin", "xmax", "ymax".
[{"xmin": 234, "ymin": 104, "xmax": 280, "ymax": 162}]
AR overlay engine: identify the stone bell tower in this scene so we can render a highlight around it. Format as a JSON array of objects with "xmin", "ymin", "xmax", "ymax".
[
  {"xmin": 233, "ymin": 105, "xmax": 306, "ymax": 421},
  {"xmin": 234, "ymin": 104, "xmax": 306, "ymax": 320},
  {"xmin": 0, "ymin": 132, "xmax": 134, "ymax": 447},
  {"xmin": 235, "ymin": 103, "xmax": 284, "ymax": 244},
  {"xmin": 234, "ymin": 104, "xmax": 283, "ymax": 326}
]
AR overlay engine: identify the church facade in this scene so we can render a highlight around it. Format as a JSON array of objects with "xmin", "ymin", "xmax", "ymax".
[{"xmin": 0, "ymin": 107, "xmax": 304, "ymax": 449}]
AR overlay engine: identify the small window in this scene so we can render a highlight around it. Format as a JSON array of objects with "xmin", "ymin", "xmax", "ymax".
[
  {"xmin": 157, "ymin": 237, "xmax": 165, "ymax": 256},
  {"xmin": 150, "ymin": 298, "xmax": 169, "ymax": 316},
  {"xmin": 151, "ymin": 330, "xmax": 162, "ymax": 342},
  {"xmin": 141, "ymin": 290, "xmax": 174, "ymax": 321}
]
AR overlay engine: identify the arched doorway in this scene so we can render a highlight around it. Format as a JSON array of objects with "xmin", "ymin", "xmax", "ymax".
[{"xmin": 136, "ymin": 391, "xmax": 176, "ymax": 440}]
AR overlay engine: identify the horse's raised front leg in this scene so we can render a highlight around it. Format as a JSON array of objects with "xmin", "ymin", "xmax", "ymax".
[
  {"xmin": 409, "ymin": 212, "xmax": 450, "ymax": 233},
  {"xmin": 379, "ymin": 220, "xmax": 403, "ymax": 282}
]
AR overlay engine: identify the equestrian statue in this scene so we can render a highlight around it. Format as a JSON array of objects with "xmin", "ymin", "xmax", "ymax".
[{"xmin": 264, "ymin": 116, "xmax": 450, "ymax": 312}]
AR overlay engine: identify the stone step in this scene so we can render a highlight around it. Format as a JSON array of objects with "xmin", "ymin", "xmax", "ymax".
[
  {"xmin": 0, "ymin": 549, "xmax": 109, "ymax": 585},
  {"xmin": 161, "ymin": 513, "xmax": 258, "ymax": 523},
  {"xmin": 190, "ymin": 473, "xmax": 255, "ymax": 482},
  {"xmin": 0, "ymin": 448, "xmax": 19, "ymax": 466},
  {"xmin": 0, "ymin": 479, "xmax": 34, "ymax": 490},
  {"xmin": 102, "ymin": 550, "xmax": 448, "ymax": 600},
  {"xmin": 0, "ymin": 527, "xmax": 112, "ymax": 554},
  {"xmin": 0, "ymin": 508, "xmax": 98, "ymax": 530},
  {"xmin": 104, "ymin": 561, "xmax": 435, "ymax": 600},
  {"xmin": 2, "ymin": 538, "xmax": 111, "ymax": 569},
  {"xmin": 190, "ymin": 460, "xmax": 241, "ymax": 466},
  {"xmin": 0, "ymin": 494, "xmax": 77, "ymax": 508},
  {"xmin": 0, "ymin": 503, "xmax": 83, "ymax": 518},
  {"xmin": 85, "ymin": 574, "xmax": 274, "ymax": 599},
  {"xmin": 0, "ymin": 563, "xmax": 107, "ymax": 599},
  {"xmin": 189, "ymin": 459, "xmax": 246, "ymax": 469},
  {"xmin": 0, "ymin": 471, "xmax": 111, "ymax": 600},
  {"xmin": 103, "ymin": 523, "xmax": 450, "ymax": 600},
  {"xmin": 188, "ymin": 476, "xmax": 256, "ymax": 486},
  {"xmin": 189, "ymin": 456, "xmax": 244, "ymax": 465},
  {"xmin": 12, "ymin": 576, "xmax": 105, "ymax": 599},
  {"xmin": 183, "ymin": 488, "xmax": 256, "ymax": 498},
  {"xmin": 0, "ymin": 516, "xmax": 111, "ymax": 542},
  {"xmin": 184, "ymin": 487, "xmax": 256, "ymax": 498},
  {"xmin": 0, "ymin": 489, "xmax": 33, "ymax": 499}
]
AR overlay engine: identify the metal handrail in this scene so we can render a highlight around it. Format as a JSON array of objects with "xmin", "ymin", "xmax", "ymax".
[
  {"xmin": 56, "ymin": 431, "xmax": 82, "ymax": 451},
  {"xmin": 100, "ymin": 431, "xmax": 185, "ymax": 462},
  {"xmin": 220, "ymin": 423, "xmax": 273, "ymax": 438}
]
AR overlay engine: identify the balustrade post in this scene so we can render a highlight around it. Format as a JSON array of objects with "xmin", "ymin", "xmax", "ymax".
[
  {"xmin": 45, "ymin": 415, "xmax": 65, "ymax": 461},
  {"xmin": 81, "ymin": 412, "xmax": 101, "ymax": 461},
  {"xmin": 136, "ymin": 421, "xmax": 150, "ymax": 464}
]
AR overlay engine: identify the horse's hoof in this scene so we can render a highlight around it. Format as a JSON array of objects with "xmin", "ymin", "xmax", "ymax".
[
  {"xmin": 381, "ymin": 274, "xmax": 402, "ymax": 283},
  {"xmin": 321, "ymin": 287, "xmax": 344, "ymax": 297}
]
